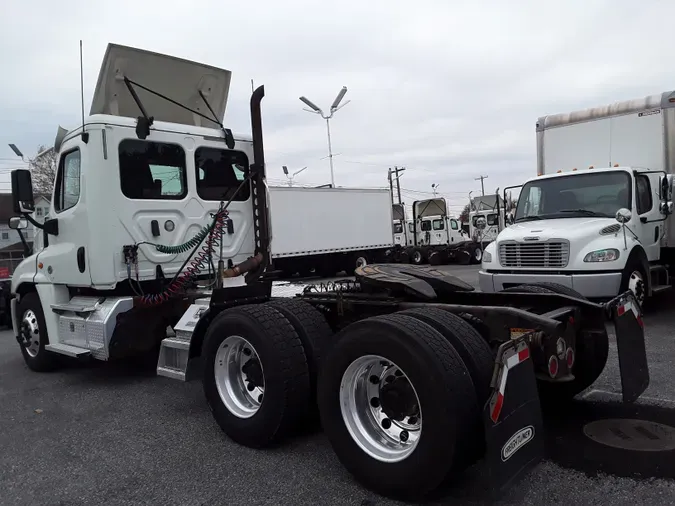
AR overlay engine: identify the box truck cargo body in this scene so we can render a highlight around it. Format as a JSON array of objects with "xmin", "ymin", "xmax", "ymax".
[
  {"xmin": 268, "ymin": 186, "xmax": 395, "ymax": 276},
  {"xmin": 480, "ymin": 90, "xmax": 675, "ymax": 306}
]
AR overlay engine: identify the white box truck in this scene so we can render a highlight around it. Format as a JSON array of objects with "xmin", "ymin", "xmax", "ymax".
[
  {"xmin": 267, "ymin": 186, "xmax": 395, "ymax": 276},
  {"xmin": 480, "ymin": 90, "xmax": 675, "ymax": 306}
]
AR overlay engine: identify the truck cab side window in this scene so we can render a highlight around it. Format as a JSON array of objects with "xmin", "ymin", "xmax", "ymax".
[
  {"xmin": 487, "ymin": 214, "xmax": 498, "ymax": 226},
  {"xmin": 450, "ymin": 219, "xmax": 459, "ymax": 230},
  {"xmin": 119, "ymin": 140, "xmax": 187, "ymax": 200},
  {"xmin": 54, "ymin": 149, "xmax": 81, "ymax": 213},
  {"xmin": 420, "ymin": 220, "xmax": 432, "ymax": 231},
  {"xmin": 432, "ymin": 219, "xmax": 444, "ymax": 230},
  {"xmin": 195, "ymin": 147, "xmax": 250, "ymax": 201},
  {"xmin": 635, "ymin": 175, "xmax": 652, "ymax": 215}
]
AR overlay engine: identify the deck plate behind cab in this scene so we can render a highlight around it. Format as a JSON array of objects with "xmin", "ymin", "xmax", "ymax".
[{"xmin": 355, "ymin": 263, "xmax": 474, "ymax": 300}]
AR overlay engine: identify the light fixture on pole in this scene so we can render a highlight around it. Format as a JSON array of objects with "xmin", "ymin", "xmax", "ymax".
[
  {"xmin": 299, "ymin": 86, "xmax": 349, "ymax": 187},
  {"xmin": 282, "ymin": 165, "xmax": 308, "ymax": 187},
  {"xmin": 8, "ymin": 144, "xmax": 25, "ymax": 161},
  {"xmin": 431, "ymin": 183, "xmax": 440, "ymax": 197}
]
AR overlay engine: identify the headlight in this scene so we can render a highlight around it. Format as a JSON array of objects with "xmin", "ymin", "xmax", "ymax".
[
  {"xmin": 583, "ymin": 248, "xmax": 619, "ymax": 262},
  {"xmin": 482, "ymin": 251, "xmax": 492, "ymax": 263}
]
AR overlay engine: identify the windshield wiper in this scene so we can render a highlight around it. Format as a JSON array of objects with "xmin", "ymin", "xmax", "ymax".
[{"xmin": 558, "ymin": 209, "xmax": 609, "ymax": 217}]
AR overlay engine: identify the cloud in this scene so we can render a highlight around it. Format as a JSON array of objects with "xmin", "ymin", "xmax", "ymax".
[{"xmin": 1, "ymin": 0, "xmax": 674, "ymax": 212}]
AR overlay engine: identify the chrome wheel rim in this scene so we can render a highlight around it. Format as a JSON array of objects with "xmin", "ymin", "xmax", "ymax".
[
  {"xmin": 21, "ymin": 309, "xmax": 40, "ymax": 358},
  {"xmin": 474, "ymin": 248, "xmax": 482, "ymax": 262},
  {"xmin": 413, "ymin": 251, "xmax": 422, "ymax": 263},
  {"xmin": 628, "ymin": 270, "xmax": 646, "ymax": 306},
  {"xmin": 340, "ymin": 355, "xmax": 422, "ymax": 463},
  {"xmin": 214, "ymin": 336, "xmax": 264, "ymax": 418},
  {"xmin": 356, "ymin": 256, "xmax": 368, "ymax": 268}
]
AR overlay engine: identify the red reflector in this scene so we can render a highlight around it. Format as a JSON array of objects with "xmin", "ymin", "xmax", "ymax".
[
  {"xmin": 491, "ymin": 393, "xmax": 504, "ymax": 423},
  {"xmin": 518, "ymin": 348, "xmax": 530, "ymax": 362},
  {"xmin": 566, "ymin": 347, "xmax": 575, "ymax": 368},
  {"xmin": 637, "ymin": 315, "xmax": 644, "ymax": 328},
  {"xmin": 617, "ymin": 305, "xmax": 626, "ymax": 316},
  {"xmin": 548, "ymin": 356, "xmax": 558, "ymax": 378},
  {"xmin": 568, "ymin": 316, "xmax": 575, "ymax": 325}
]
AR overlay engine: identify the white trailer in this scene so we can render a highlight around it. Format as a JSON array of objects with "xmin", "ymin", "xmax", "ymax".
[
  {"xmin": 480, "ymin": 90, "xmax": 675, "ymax": 306},
  {"xmin": 267, "ymin": 186, "xmax": 394, "ymax": 276}
]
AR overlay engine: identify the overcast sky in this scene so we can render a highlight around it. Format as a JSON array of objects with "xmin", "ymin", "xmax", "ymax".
[{"xmin": 1, "ymin": 0, "xmax": 674, "ymax": 214}]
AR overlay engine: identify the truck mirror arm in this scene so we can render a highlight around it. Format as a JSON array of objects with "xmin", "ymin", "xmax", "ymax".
[
  {"xmin": 15, "ymin": 228, "xmax": 32, "ymax": 257},
  {"xmin": 22, "ymin": 212, "xmax": 59, "ymax": 236}
]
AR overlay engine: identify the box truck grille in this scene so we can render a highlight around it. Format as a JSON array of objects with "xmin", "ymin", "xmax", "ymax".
[{"xmin": 498, "ymin": 240, "xmax": 570, "ymax": 268}]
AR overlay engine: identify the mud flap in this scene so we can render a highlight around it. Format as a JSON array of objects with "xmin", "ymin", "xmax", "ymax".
[
  {"xmin": 611, "ymin": 293, "xmax": 649, "ymax": 403},
  {"xmin": 483, "ymin": 337, "xmax": 544, "ymax": 495}
]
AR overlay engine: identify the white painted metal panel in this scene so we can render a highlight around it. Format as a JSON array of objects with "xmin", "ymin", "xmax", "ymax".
[
  {"xmin": 543, "ymin": 119, "xmax": 611, "ymax": 174},
  {"xmin": 268, "ymin": 186, "xmax": 394, "ymax": 257},
  {"xmin": 609, "ymin": 110, "xmax": 665, "ymax": 170}
]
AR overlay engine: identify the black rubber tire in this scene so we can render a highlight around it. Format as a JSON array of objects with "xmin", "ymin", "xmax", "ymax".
[
  {"xmin": 620, "ymin": 256, "xmax": 648, "ymax": 308},
  {"xmin": 317, "ymin": 313, "xmax": 478, "ymax": 501},
  {"xmin": 470, "ymin": 245, "xmax": 483, "ymax": 264},
  {"xmin": 16, "ymin": 292, "xmax": 59, "ymax": 372},
  {"xmin": 398, "ymin": 307, "xmax": 494, "ymax": 403},
  {"xmin": 500, "ymin": 283, "xmax": 609, "ymax": 401},
  {"xmin": 264, "ymin": 299, "xmax": 333, "ymax": 408},
  {"xmin": 201, "ymin": 304, "xmax": 310, "ymax": 448},
  {"xmin": 458, "ymin": 312, "xmax": 491, "ymax": 343},
  {"xmin": 410, "ymin": 248, "xmax": 425, "ymax": 265}
]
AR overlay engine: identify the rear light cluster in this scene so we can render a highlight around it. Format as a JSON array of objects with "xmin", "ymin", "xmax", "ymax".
[{"xmin": 547, "ymin": 338, "xmax": 575, "ymax": 378}]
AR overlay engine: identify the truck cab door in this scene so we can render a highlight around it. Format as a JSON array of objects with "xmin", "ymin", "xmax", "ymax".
[
  {"xmin": 36, "ymin": 144, "xmax": 92, "ymax": 286},
  {"xmin": 633, "ymin": 173, "xmax": 662, "ymax": 261}
]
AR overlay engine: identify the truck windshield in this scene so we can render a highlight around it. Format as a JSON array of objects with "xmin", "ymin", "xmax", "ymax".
[{"xmin": 515, "ymin": 171, "xmax": 631, "ymax": 222}]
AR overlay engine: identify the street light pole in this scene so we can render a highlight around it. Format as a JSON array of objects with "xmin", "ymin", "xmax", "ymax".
[
  {"xmin": 299, "ymin": 86, "xmax": 349, "ymax": 187},
  {"xmin": 282, "ymin": 165, "xmax": 308, "ymax": 187}
]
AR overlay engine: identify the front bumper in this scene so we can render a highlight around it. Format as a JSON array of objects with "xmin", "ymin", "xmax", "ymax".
[{"xmin": 479, "ymin": 270, "xmax": 622, "ymax": 298}]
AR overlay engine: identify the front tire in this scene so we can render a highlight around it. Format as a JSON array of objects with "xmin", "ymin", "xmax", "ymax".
[
  {"xmin": 620, "ymin": 257, "xmax": 647, "ymax": 308},
  {"xmin": 17, "ymin": 292, "xmax": 59, "ymax": 372},
  {"xmin": 317, "ymin": 313, "xmax": 477, "ymax": 501},
  {"xmin": 202, "ymin": 304, "xmax": 310, "ymax": 448}
]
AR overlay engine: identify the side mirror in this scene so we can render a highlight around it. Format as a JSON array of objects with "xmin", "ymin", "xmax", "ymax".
[
  {"xmin": 8, "ymin": 216, "xmax": 28, "ymax": 230},
  {"xmin": 615, "ymin": 208, "xmax": 632, "ymax": 224},
  {"xmin": 11, "ymin": 169, "xmax": 35, "ymax": 214}
]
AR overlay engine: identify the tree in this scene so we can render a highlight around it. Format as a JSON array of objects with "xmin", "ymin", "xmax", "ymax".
[
  {"xmin": 27, "ymin": 145, "xmax": 57, "ymax": 196},
  {"xmin": 459, "ymin": 203, "xmax": 471, "ymax": 223}
]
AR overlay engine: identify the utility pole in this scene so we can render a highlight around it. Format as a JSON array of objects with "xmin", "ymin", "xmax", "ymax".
[
  {"xmin": 394, "ymin": 166, "xmax": 404, "ymax": 206},
  {"xmin": 388, "ymin": 168, "xmax": 395, "ymax": 207},
  {"xmin": 475, "ymin": 175, "xmax": 488, "ymax": 196}
]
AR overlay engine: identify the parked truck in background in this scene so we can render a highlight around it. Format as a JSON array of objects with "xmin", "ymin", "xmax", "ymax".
[
  {"xmin": 409, "ymin": 197, "xmax": 482, "ymax": 265},
  {"xmin": 468, "ymin": 194, "xmax": 506, "ymax": 246},
  {"xmin": 480, "ymin": 90, "xmax": 675, "ymax": 306},
  {"xmin": 267, "ymin": 186, "xmax": 395, "ymax": 277}
]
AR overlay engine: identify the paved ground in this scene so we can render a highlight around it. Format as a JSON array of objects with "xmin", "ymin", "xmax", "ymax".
[{"xmin": 2, "ymin": 266, "xmax": 675, "ymax": 505}]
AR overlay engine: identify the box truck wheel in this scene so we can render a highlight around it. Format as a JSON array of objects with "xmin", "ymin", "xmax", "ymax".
[
  {"xmin": 17, "ymin": 292, "xmax": 59, "ymax": 372},
  {"xmin": 201, "ymin": 304, "xmax": 310, "ymax": 448},
  {"xmin": 317, "ymin": 313, "xmax": 477, "ymax": 501},
  {"xmin": 500, "ymin": 284, "xmax": 609, "ymax": 402},
  {"xmin": 470, "ymin": 244, "xmax": 482, "ymax": 264},
  {"xmin": 620, "ymin": 258, "xmax": 647, "ymax": 308}
]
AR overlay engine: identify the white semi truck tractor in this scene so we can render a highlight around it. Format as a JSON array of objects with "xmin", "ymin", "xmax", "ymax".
[
  {"xmin": 480, "ymin": 90, "xmax": 675, "ymax": 307},
  {"xmin": 6, "ymin": 43, "xmax": 650, "ymax": 502}
]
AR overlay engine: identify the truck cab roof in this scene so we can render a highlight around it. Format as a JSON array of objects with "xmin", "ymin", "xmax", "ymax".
[{"xmin": 533, "ymin": 165, "xmax": 643, "ymax": 182}]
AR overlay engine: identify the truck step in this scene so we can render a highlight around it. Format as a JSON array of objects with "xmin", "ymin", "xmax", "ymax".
[
  {"xmin": 651, "ymin": 284, "xmax": 672, "ymax": 294},
  {"xmin": 45, "ymin": 343, "xmax": 91, "ymax": 358},
  {"xmin": 156, "ymin": 337, "xmax": 190, "ymax": 381},
  {"xmin": 51, "ymin": 296, "xmax": 105, "ymax": 315}
]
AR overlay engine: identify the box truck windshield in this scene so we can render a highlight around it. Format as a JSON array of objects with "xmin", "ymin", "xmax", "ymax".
[{"xmin": 515, "ymin": 171, "xmax": 631, "ymax": 223}]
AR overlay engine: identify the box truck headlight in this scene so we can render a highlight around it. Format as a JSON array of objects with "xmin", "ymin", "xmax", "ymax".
[
  {"xmin": 482, "ymin": 251, "xmax": 492, "ymax": 263},
  {"xmin": 583, "ymin": 248, "xmax": 619, "ymax": 262}
]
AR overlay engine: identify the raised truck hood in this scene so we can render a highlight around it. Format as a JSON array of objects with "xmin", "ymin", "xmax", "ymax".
[{"xmin": 90, "ymin": 43, "xmax": 232, "ymax": 128}]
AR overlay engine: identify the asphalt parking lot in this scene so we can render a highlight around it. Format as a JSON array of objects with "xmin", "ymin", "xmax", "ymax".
[{"xmin": 2, "ymin": 265, "xmax": 675, "ymax": 505}]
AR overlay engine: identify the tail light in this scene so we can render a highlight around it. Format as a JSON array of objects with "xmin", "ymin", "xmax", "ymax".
[
  {"xmin": 566, "ymin": 347, "xmax": 575, "ymax": 368},
  {"xmin": 548, "ymin": 355, "xmax": 559, "ymax": 378}
]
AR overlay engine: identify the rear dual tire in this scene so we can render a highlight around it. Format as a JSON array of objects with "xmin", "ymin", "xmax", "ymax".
[{"xmin": 318, "ymin": 310, "xmax": 493, "ymax": 501}]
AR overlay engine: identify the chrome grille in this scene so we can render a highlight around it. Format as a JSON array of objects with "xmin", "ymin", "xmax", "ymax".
[{"xmin": 498, "ymin": 240, "xmax": 570, "ymax": 268}]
